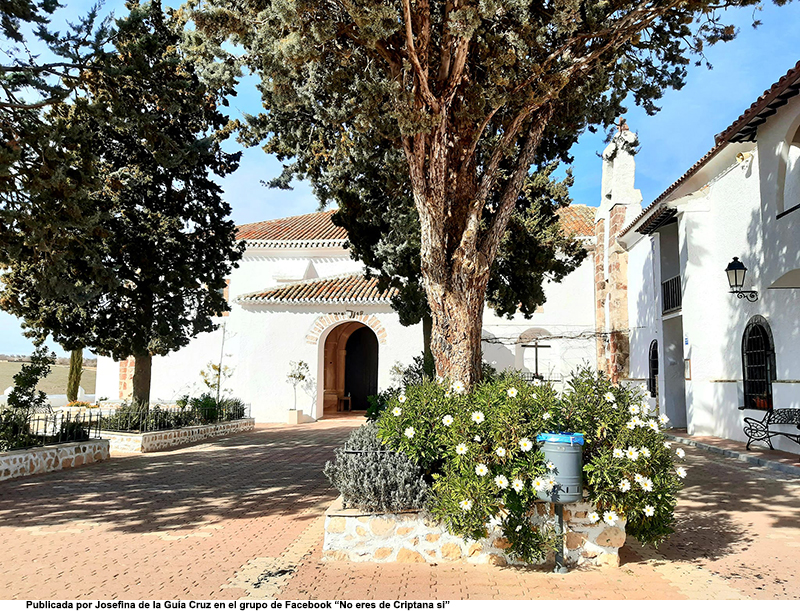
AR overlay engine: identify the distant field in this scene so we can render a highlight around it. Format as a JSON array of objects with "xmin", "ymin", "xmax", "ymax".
[{"xmin": 0, "ymin": 362, "xmax": 97, "ymax": 395}]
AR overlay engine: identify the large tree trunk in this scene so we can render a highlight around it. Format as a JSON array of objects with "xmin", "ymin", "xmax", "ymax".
[
  {"xmin": 425, "ymin": 271, "xmax": 490, "ymax": 388},
  {"xmin": 66, "ymin": 347, "xmax": 83, "ymax": 402},
  {"xmin": 131, "ymin": 351, "xmax": 152, "ymax": 407}
]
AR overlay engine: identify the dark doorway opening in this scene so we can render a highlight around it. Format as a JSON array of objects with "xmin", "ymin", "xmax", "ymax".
[{"xmin": 344, "ymin": 326, "xmax": 379, "ymax": 411}]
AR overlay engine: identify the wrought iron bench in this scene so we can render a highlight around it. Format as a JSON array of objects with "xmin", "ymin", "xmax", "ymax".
[{"xmin": 739, "ymin": 407, "xmax": 800, "ymax": 450}]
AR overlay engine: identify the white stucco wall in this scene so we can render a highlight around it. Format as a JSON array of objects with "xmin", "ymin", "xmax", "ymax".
[{"xmin": 624, "ymin": 92, "xmax": 800, "ymax": 453}]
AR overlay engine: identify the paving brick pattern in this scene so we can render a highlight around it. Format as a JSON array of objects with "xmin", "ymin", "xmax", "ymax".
[{"xmin": 0, "ymin": 421, "xmax": 798, "ymax": 600}]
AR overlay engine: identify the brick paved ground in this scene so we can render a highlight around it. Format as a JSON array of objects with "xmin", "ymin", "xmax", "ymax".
[{"xmin": 0, "ymin": 420, "xmax": 798, "ymax": 600}]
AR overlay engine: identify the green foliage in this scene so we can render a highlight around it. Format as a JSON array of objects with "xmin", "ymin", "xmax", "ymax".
[
  {"xmin": 0, "ymin": 1, "xmax": 242, "ymax": 406},
  {"xmin": 376, "ymin": 369, "xmax": 685, "ymax": 561},
  {"xmin": 324, "ymin": 422, "xmax": 429, "ymax": 513},
  {"xmin": 0, "ymin": 408, "xmax": 35, "ymax": 451},
  {"xmin": 6, "ymin": 345, "xmax": 55, "ymax": 413},
  {"xmin": 100, "ymin": 393, "xmax": 246, "ymax": 432}
]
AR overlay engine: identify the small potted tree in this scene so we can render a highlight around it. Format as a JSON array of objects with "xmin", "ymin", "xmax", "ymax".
[{"xmin": 286, "ymin": 361, "xmax": 309, "ymax": 425}]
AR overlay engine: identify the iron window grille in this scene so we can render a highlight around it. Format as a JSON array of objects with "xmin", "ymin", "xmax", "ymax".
[{"xmin": 742, "ymin": 315, "xmax": 776, "ymax": 411}]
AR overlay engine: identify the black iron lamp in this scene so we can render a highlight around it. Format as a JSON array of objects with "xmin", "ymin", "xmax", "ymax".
[{"xmin": 725, "ymin": 257, "xmax": 758, "ymax": 302}]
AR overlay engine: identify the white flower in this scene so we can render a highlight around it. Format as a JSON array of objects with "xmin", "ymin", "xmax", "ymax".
[
  {"xmin": 451, "ymin": 380, "xmax": 466, "ymax": 395},
  {"xmin": 640, "ymin": 383, "xmax": 649, "ymax": 391},
  {"xmin": 545, "ymin": 476, "xmax": 557, "ymax": 490},
  {"xmin": 588, "ymin": 511, "xmax": 600, "ymax": 524},
  {"xmin": 604, "ymin": 392, "xmax": 615, "ymax": 403},
  {"xmin": 603, "ymin": 511, "xmax": 619, "ymax": 526},
  {"xmin": 475, "ymin": 463, "xmax": 489, "ymax": 477},
  {"xmin": 648, "ymin": 420, "xmax": 659, "ymax": 432},
  {"xmin": 519, "ymin": 438, "xmax": 533, "ymax": 452},
  {"xmin": 640, "ymin": 478, "xmax": 654, "ymax": 492},
  {"xmin": 487, "ymin": 515, "xmax": 503, "ymax": 528},
  {"xmin": 494, "ymin": 475, "xmax": 509, "ymax": 489},
  {"xmin": 398, "ymin": 395, "xmax": 407, "ymax": 404},
  {"xmin": 640, "ymin": 447, "xmax": 651, "ymax": 458},
  {"xmin": 632, "ymin": 415, "xmax": 644, "ymax": 427},
  {"xmin": 676, "ymin": 448, "xmax": 685, "ymax": 459},
  {"xmin": 435, "ymin": 375, "xmax": 444, "ymax": 384},
  {"xmin": 495, "ymin": 447, "xmax": 507, "ymax": 458},
  {"xmin": 515, "ymin": 525, "xmax": 522, "ymax": 532},
  {"xmin": 532, "ymin": 477, "xmax": 546, "ymax": 492},
  {"xmin": 473, "ymin": 435, "xmax": 481, "ymax": 442},
  {"xmin": 507, "ymin": 387, "xmax": 518, "ymax": 398},
  {"xmin": 663, "ymin": 441, "xmax": 673, "ymax": 449},
  {"xmin": 532, "ymin": 379, "xmax": 542, "ymax": 387},
  {"xmin": 511, "ymin": 478, "xmax": 524, "ymax": 492},
  {"xmin": 629, "ymin": 404, "xmax": 640, "ymax": 415},
  {"xmin": 640, "ymin": 401, "xmax": 650, "ymax": 413},
  {"xmin": 626, "ymin": 420, "xmax": 637, "ymax": 430},
  {"xmin": 676, "ymin": 467, "xmax": 687, "ymax": 479},
  {"xmin": 442, "ymin": 414, "xmax": 454, "ymax": 426},
  {"xmin": 618, "ymin": 479, "xmax": 631, "ymax": 492},
  {"xmin": 625, "ymin": 446, "xmax": 640, "ymax": 460},
  {"xmin": 404, "ymin": 427, "xmax": 415, "ymax": 439},
  {"xmin": 542, "ymin": 412, "xmax": 551, "ymax": 421},
  {"xmin": 613, "ymin": 448, "xmax": 624, "ymax": 458},
  {"xmin": 546, "ymin": 461, "xmax": 555, "ymax": 471},
  {"xmin": 459, "ymin": 499, "xmax": 473, "ymax": 511},
  {"xmin": 471, "ymin": 411, "xmax": 485, "ymax": 424},
  {"xmin": 455, "ymin": 443, "xmax": 468, "ymax": 455},
  {"xmin": 633, "ymin": 473, "xmax": 644, "ymax": 484},
  {"xmin": 659, "ymin": 414, "xmax": 670, "ymax": 426},
  {"xmin": 644, "ymin": 505, "xmax": 655, "ymax": 517},
  {"xmin": 392, "ymin": 406, "xmax": 402, "ymax": 417}
]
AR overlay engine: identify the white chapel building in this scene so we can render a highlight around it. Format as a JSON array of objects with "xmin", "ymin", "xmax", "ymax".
[
  {"xmin": 96, "ymin": 207, "xmax": 597, "ymax": 422},
  {"xmin": 597, "ymin": 60, "xmax": 800, "ymax": 454}
]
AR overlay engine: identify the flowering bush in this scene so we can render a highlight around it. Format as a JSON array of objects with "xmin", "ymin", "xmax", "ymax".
[{"xmin": 375, "ymin": 368, "xmax": 685, "ymax": 562}]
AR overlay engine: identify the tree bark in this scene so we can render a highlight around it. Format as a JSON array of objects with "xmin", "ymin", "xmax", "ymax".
[
  {"xmin": 131, "ymin": 351, "xmax": 152, "ymax": 407},
  {"xmin": 66, "ymin": 347, "xmax": 83, "ymax": 402}
]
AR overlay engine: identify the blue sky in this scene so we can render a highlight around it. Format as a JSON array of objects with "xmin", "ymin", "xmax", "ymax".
[{"xmin": 2, "ymin": 1, "xmax": 799, "ymax": 356}]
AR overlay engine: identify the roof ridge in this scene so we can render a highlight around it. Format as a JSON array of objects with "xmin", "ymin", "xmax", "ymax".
[
  {"xmin": 235, "ymin": 208, "xmax": 337, "ymax": 231},
  {"xmin": 237, "ymin": 271, "xmax": 370, "ymax": 299}
]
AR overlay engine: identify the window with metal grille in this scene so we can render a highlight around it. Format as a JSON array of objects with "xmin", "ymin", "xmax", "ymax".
[
  {"xmin": 742, "ymin": 315, "xmax": 776, "ymax": 410},
  {"xmin": 648, "ymin": 340, "xmax": 659, "ymax": 398}
]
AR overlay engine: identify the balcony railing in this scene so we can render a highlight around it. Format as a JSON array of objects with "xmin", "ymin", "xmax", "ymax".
[{"xmin": 662, "ymin": 275, "xmax": 682, "ymax": 313}]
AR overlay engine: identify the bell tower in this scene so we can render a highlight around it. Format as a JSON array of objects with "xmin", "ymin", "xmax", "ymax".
[{"xmin": 594, "ymin": 120, "xmax": 643, "ymax": 382}]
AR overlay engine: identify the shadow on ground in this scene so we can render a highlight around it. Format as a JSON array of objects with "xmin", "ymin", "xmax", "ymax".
[{"xmin": 0, "ymin": 423, "xmax": 357, "ymax": 535}]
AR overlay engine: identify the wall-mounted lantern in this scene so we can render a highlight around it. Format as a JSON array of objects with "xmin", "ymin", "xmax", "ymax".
[{"xmin": 725, "ymin": 257, "xmax": 759, "ymax": 302}]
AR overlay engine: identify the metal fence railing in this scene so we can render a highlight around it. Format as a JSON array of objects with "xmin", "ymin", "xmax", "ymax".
[
  {"xmin": 0, "ymin": 409, "xmax": 101, "ymax": 452},
  {"xmin": 98, "ymin": 401, "xmax": 251, "ymax": 434}
]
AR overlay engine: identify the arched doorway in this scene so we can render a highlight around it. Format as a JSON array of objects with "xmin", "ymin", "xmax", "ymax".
[{"xmin": 321, "ymin": 322, "xmax": 379, "ymax": 415}]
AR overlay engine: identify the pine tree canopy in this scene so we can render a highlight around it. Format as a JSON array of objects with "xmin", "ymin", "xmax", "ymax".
[
  {"xmin": 0, "ymin": 1, "xmax": 243, "ymax": 404},
  {"xmin": 186, "ymin": 0, "xmax": 791, "ymax": 385}
]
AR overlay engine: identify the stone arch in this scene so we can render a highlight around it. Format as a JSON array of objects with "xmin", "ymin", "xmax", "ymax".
[{"xmin": 306, "ymin": 313, "xmax": 387, "ymax": 345}]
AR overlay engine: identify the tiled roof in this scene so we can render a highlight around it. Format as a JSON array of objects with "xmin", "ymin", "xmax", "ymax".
[
  {"xmin": 238, "ymin": 205, "xmax": 595, "ymax": 245},
  {"xmin": 235, "ymin": 210, "xmax": 346, "ymax": 243},
  {"xmin": 236, "ymin": 274, "xmax": 398, "ymax": 305},
  {"xmin": 621, "ymin": 60, "xmax": 800, "ymax": 237},
  {"xmin": 556, "ymin": 205, "xmax": 595, "ymax": 237}
]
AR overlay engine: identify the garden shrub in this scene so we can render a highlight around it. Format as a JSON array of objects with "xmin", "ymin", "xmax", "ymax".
[
  {"xmin": 375, "ymin": 368, "xmax": 685, "ymax": 562},
  {"xmin": 324, "ymin": 422, "xmax": 428, "ymax": 513},
  {"xmin": 0, "ymin": 407, "xmax": 36, "ymax": 451}
]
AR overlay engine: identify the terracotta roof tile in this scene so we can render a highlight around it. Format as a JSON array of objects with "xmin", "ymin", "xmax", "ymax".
[
  {"xmin": 237, "ymin": 274, "xmax": 398, "ymax": 305},
  {"xmin": 556, "ymin": 205, "xmax": 595, "ymax": 237},
  {"xmin": 622, "ymin": 60, "xmax": 800, "ymax": 237},
  {"xmin": 235, "ymin": 209, "xmax": 346, "ymax": 242}
]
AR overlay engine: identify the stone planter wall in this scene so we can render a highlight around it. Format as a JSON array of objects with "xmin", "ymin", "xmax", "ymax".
[
  {"xmin": 102, "ymin": 418, "xmax": 255, "ymax": 453},
  {"xmin": 0, "ymin": 440, "xmax": 110, "ymax": 482},
  {"xmin": 323, "ymin": 496, "xmax": 626, "ymax": 568}
]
